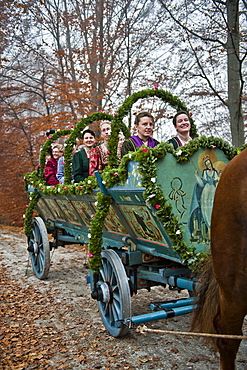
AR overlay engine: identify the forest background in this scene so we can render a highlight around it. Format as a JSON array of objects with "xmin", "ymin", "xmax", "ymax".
[{"xmin": 0, "ymin": 0, "xmax": 246, "ymax": 226}]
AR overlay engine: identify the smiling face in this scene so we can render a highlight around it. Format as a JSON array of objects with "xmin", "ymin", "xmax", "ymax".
[
  {"xmin": 83, "ymin": 133, "xmax": 96, "ymax": 149},
  {"xmin": 174, "ymin": 113, "xmax": 191, "ymax": 135},
  {"xmin": 135, "ymin": 116, "xmax": 154, "ymax": 141},
  {"xmin": 52, "ymin": 147, "xmax": 63, "ymax": 160},
  {"xmin": 100, "ymin": 123, "xmax": 111, "ymax": 143}
]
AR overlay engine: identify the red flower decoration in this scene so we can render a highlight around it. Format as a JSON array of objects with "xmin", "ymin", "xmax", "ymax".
[
  {"xmin": 211, "ymin": 146, "xmax": 216, "ymax": 149},
  {"xmin": 88, "ymin": 253, "xmax": 94, "ymax": 258},
  {"xmin": 155, "ymin": 205, "xmax": 161, "ymax": 209},
  {"xmin": 70, "ymin": 125, "xmax": 74, "ymax": 129},
  {"xmin": 37, "ymin": 165, "xmax": 41, "ymax": 168},
  {"xmin": 78, "ymin": 186, "xmax": 83, "ymax": 190},
  {"xmin": 113, "ymin": 113, "xmax": 117, "ymax": 116},
  {"xmin": 189, "ymin": 112, "xmax": 193, "ymax": 116},
  {"xmin": 106, "ymin": 150, "xmax": 110, "ymax": 155},
  {"xmin": 154, "ymin": 84, "xmax": 158, "ymax": 89},
  {"xmin": 113, "ymin": 172, "xmax": 118, "ymax": 176},
  {"xmin": 62, "ymin": 162, "xmax": 66, "ymax": 165},
  {"xmin": 142, "ymin": 148, "xmax": 148, "ymax": 152},
  {"xmin": 63, "ymin": 187, "xmax": 67, "ymax": 190}
]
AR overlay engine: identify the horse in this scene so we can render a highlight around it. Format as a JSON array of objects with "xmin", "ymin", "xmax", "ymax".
[{"xmin": 191, "ymin": 148, "xmax": 247, "ymax": 370}]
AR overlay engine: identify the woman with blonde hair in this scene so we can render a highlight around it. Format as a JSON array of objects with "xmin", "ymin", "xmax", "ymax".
[
  {"xmin": 44, "ymin": 143, "xmax": 64, "ymax": 185},
  {"xmin": 89, "ymin": 121, "xmax": 111, "ymax": 175}
]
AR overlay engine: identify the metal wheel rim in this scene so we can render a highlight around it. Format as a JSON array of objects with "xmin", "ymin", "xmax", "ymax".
[{"xmin": 28, "ymin": 217, "xmax": 50, "ymax": 279}]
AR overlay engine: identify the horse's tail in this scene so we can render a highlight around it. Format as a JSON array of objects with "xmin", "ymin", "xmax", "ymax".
[{"xmin": 191, "ymin": 259, "xmax": 219, "ymax": 350}]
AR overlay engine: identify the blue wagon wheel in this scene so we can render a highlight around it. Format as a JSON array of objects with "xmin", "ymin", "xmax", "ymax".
[
  {"xmin": 27, "ymin": 217, "xmax": 50, "ymax": 279},
  {"xmin": 97, "ymin": 249, "xmax": 131, "ymax": 337}
]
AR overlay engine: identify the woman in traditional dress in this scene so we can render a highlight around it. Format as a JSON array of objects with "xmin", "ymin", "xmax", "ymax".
[
  {"xmin": 89, "ymin": 121, "xmax": 111, "ymax": 175},
  {"xmin": 168, "ymin": 111, "xmax": 192, "ymax": 149},
  {"xmin": 72, "ymin": 129, "xmax": 96, "ymax": 182}
]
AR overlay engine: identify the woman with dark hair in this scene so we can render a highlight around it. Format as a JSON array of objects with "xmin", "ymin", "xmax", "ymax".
[
  {"xmin": 121, "ymin": 112, "xmax": 159, "ymax": 157},
  {"xmin": 72, "ymin": 129, "xmax": 96, "ymax": 183},
  {"xmin": 168, "ymin": 111, "xmax": 192, "ymax": 149}
]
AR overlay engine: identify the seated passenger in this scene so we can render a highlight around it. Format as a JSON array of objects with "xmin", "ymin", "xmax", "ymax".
[
  {"xmin": 56, "ymin": 156, "xmax": 65, "ymax": 184},
  {"xmin": 167, "ymin": 111, "xmax": 192, "ymax": 149},
  {"xmin": 121, "ymin": 112, "xmax": 159, "ymax": 157},
  {"xmin": 89, "ymin": 121, "xmax": 111, "ymax": 175},
  {"xmin": 72, "ymin": 129, "xmax": 96, "ymax": 183},
  {"xmin": 44, "ymin": 144, "xmax": 64, "ymax": 185},
  {"xmin": 56, "ymin": 141, "xmax": 82, "ymax": 184}
]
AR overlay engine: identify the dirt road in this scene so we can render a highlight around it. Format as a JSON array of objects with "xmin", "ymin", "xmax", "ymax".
[{"xmin": 0, "ymin": 225, "xmax": 246, "ymax": 369}]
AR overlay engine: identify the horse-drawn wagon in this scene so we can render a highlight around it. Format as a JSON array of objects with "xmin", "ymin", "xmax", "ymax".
[{"xmin": 24, "ymin": 89, "xmax": 245, "ymax": 368}]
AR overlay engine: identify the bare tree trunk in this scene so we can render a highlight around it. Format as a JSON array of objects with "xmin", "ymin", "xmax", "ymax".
[{"xmin": 226, "ymin": 0, "xmax": 244, "ymax": 146}]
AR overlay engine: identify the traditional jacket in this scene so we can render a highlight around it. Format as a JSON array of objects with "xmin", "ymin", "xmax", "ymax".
[
  {"xmin": 72, "ymin": 149, "xmax": 89, "ymax": 183},
  {"xmin": 168, "ymin": 136, "xmax": 193, "ymax": 150},
  {"xmin": 121, "ymin": 136, "xmax": 159, "ymax": 157},
  {"xmin": 44, "ymin": 157, "xmax": 59, "ymax": 185}
]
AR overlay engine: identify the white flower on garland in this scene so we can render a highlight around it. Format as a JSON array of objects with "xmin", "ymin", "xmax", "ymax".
[
  {"xmin": 176, "ymin": 230, "xmax": 181, "ymax": 235},
  {"xmin": 88, "ymin": 180, "xmax": 91, "ymax": 184},
  {"xmin": 94, "ymin": 201, "xmax": 98, "ymax": 206},
  {"xmin": 151, "ymin": 177, "xmax": 156, "ymax": 183},
  {"xmin": 64, "ymin": 143, "xmax": 67, "ymax": 147},
  {"xmin": 176, "ymin": 149, "xmax": 182, "ymax": 156},
  {"xmin": 102, "ymin": 181, "xmax": 106, "ymax": 185},
  {"xmin": 88, "ymin": 233, "xmax": 91, "ymax": 238}
]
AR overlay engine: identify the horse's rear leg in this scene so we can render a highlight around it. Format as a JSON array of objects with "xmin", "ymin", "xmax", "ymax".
[{"xmin": 215, "ymin": 294, "xmax": 245, "ymax": 370}]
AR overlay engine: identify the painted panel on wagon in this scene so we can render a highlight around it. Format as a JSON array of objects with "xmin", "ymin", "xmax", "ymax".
[{"xmin": 156, "ymin": 149, "xmax": 229, "ymax": 253}]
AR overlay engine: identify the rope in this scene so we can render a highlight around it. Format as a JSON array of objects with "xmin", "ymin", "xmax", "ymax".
[{"xmin": 136, "ymin": 325, "xmax": 247, "ymax": 340}]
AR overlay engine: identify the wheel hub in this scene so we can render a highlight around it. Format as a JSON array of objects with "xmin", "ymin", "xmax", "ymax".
[
  {"xmin": 91, "ymin": 281, "xmax": 113, "ymax": 303},
  {"xmin": 27, "ymin": 241, "xmax": 39, "ymax": 254}
]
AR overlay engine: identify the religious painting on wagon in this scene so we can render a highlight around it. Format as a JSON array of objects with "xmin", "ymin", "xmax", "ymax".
[
  {"xmin": 156, "ymin": 149, "xmax": 228, "ymax": 252},
  {"xmin": 187, "ymin": 150, "xmax": 227, "ymax": 244}
]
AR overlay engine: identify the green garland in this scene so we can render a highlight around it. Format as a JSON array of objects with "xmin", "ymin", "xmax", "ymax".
[
  {"xmin": 107, "ymin": 88, "xmax": 198, "ymax": 168},
  {"xmin": 39, "ymin": 128, "xmax": 72, "ymax": 182},
  {"xmin": 24, "ymin": 191, "xmax": 41, "ymax": 236},
  {"xmin": 24, "ymin": 88, "xmax": 239, "ymax": 273},
  {"xmin": 88, "ymin": 192, "xmax": 114, "ymax": 272},
  {"xmin": 96, "ymin": 136, "xmax": 236, "ymax": 272}
]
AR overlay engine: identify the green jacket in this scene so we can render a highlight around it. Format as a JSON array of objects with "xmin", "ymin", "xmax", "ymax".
[{"xmin": 72, "ymin": 149, "xmax": 89, "ymax": 183}]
